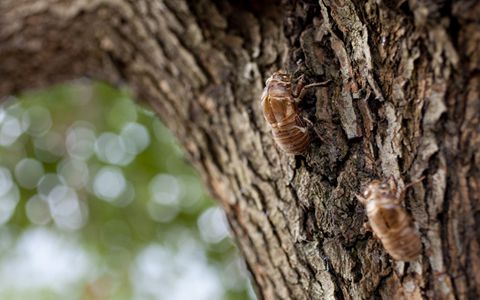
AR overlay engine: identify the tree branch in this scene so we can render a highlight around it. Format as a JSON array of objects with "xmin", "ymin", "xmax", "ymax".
[{"xmin": 1, "ymin": 0, "xmax": 479, "ymax": 299}]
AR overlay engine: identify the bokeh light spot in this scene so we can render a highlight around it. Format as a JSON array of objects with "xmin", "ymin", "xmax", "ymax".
[
  {"xmin": 120, "ymin": 122, "xmax": 150, "ymax": 154},
  {"xmin": 178, "ymin": 175, "xmax": 203, "ymax": 210},
  {"xmin": 0, "ymin": 115, "xmax": 23, "ymax": 146},
  {"xmin": 47, "ymin": 185, "xmax": 87, "ymax": 230},
  {"xmin": 26, "ymin": 195, "xmax": 51, "ymax": 225},
  {"xmin": 22, "ymin": 106, "xmax": 52, "ymax": 137},
  {"xmin": 0, "ymin": 167, "xmax": 14, "ymax": 197},
  {"xmin": 0, "ymin": 183, "xmax": 20, "ymax": 225},
  {"xmin": 37, "ymin": 173, "xmax": 64, "ymax": 198},
  {"xmin": 197, "ymin": 207, "xmax": 230, "ymax": 244},
  {"xmin": 149, "ymin": 174, "xmax": 182, "ymax": 205},
  {"xmin": 132, "ymin": 243, "xmax": 223, "ymax": 300},
  {"xmin": 147, "ymin": 201, "xmax": 179, "ymax": 223},
  {"xmin": 0, "ymin": 228, "xmax": 92, "ymax": 292},
  {"xmin": 95, "ymin": 133, "xmax": 135, "ymax": 166},
  {"xmin": 93, "ymin": 166, "xmax": 127, "ymax": 201},
  {"xmin": 34, "ymin": 131, "xmax": 65, "ymax": 163},
  {"xmin": 57, "ymin": 158, "xmax": 89, "ymax": 189},
  {"xmin": 66, "ymin": 122, "xmax": 96, "ymax": 160},
  {"xmin": 14, "ymin": 158, "xmax": 44, "ymax": 189}
]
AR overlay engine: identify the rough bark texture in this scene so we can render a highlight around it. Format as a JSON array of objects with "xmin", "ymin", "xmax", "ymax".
[{"xmin": 1, "ymin": 0, "xmax": 479, "ymax": 299}]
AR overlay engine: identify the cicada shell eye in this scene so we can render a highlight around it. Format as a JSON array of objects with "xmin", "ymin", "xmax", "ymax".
[
  {"xmin": 363, "ymin": 189, "xmax": 371, "ymax": 199},
  {"xmin": 269, "ymin": 70, "xmax": 290, "ymax": 83}
]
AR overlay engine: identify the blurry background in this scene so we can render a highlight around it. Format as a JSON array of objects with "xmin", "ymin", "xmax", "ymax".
[{"xmin": 0, "ymin": 82, "xmax": 255, "ymax": 300}]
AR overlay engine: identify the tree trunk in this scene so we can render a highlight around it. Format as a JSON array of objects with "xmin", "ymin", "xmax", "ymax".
[{"xmin": 1, "ymin": 0, "xmax": 479, "ymax": 299}]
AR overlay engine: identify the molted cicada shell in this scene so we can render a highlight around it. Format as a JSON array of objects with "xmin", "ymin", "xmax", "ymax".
[
  {"xmin": 357, "ymin": 177, "xmax": 422, "ymax": 261},
  {"xmin": 260, "ymin": 71, "xmax": 327, "ymax": 154}
]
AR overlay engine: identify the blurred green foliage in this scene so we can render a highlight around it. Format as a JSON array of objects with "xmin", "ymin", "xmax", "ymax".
[{"xmin": 0, "ymin": 82, "xmax": 254, "ymax": 300}]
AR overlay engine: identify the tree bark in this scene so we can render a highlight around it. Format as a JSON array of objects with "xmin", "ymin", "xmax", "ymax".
[{"xmin": 1, "ymin": 0, "xmax": 479, "ymax": 299}]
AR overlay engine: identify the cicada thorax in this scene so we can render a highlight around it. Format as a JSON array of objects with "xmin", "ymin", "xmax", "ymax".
[{"xmin": 366, "ymin": 197, "xmax": 422, "ymax": 261}]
